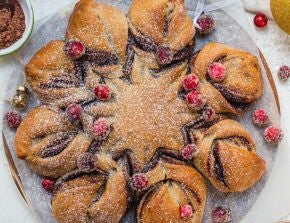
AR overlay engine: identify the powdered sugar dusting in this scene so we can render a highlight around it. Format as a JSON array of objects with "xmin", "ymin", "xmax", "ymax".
[{"xmin": 2, "ymin": 1, "xmax": 280, "ymax": 223}]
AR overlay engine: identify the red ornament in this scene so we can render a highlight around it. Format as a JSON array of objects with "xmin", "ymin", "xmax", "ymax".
[
  {"xmin": 181, "ymin": 144, "xmax": 198, "ymax": 160},
  {"xmin": 131, "ymin": 173, "xmax": 149, "ymax": 191},
  {"xmin": 208, "ymin": 62, "xmax": 226, "ymax": 82},
  {"xmin": 253, "ymin": 12, "xmax": 268, "ymax": 28},
  {"xmin": 66, "ymin": 104, "xmax": 83, "ymax": 121},
  {"xmin": 5, "ymin": 111, "xmax": 21, "ymax": 128},
  {"xmin": 278, "ymin": 65, "xmax": 290, "ymax": 81},
  {"xmin": 202, "ymin": 105, "xmax": 216, "ymax": 122},
  {"xmin": 252, "ymin": 109, "xmax": 269, "ymax": 127},
  {"xmin": 186, "ymin": 90, "xmax": 206, "ymax": 111},
  {"xmin": 155, "ymin": 45, "xmax": 173, "ymax": 65},
  {"xmin": 94, "ymin": 84, "xmax": 111, "ymax": 101},
  {"xmin": 77, "ymin": 152, "xmax": 96, "ymax": 171},
  {"xmin": 196, "ymin": 14, "xmax": 215, "ymax": 34},
  {"xmin": 212, "ymin": 207, "xmax": 232, "ymax": 223},
  {"xmin": 180, "ymin": 204, "xmax": 193, "ymax": 220},
  {"xmin": 264, "ymin": 126, "xmax": 283, "ymax": 144},
  {"xmin": 91, "ymin": 118, "xmax": 110, "ymax": 140},
  {"xmin": 41, "ymin": 178, "xmax": 55, "ymax": 192},
  {"xmin": 183, "ymin": 74, "xmax": 199, "ymax": 91},
  {"xmin": 63, "ymin": 40, "xmax": 85, "ymax": 60}
]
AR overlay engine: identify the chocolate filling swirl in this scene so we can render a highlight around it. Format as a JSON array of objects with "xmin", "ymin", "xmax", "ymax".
[
  {"xmin": 40, "ymin": 132, "xmax": 77, "ymax": 158},
  {"xmin": 207, "ymin": 136, "xmax": 254, "ymax": 187}
]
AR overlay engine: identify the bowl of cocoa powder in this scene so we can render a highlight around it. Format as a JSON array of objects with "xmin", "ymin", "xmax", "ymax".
[{"xmin": 0, "ymin": 0, "xmax": 34, "ymax": 56}]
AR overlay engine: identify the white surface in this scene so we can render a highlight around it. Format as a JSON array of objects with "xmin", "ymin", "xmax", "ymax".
[{"xmin": 0, "ymin": 0, "xmax": 289, "ymax": 222}]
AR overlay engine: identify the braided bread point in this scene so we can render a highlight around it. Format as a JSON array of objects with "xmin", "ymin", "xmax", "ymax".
[
  {"xmin": 14, "ymin": 106, "xmax": 93, "ymax": 178},
  {"xmin": 66, "ymin": 0, "xmax": 128, "ymax": 75},
  {"xmin": 191, "ymin": 42, "xmax": 263, "ymax": 114},
  {"xmin": 52, "ymin": 154, "xmax": 128, "ymax": 223},
  {"xmin": 136, "ymin": 159, "xmax": 206, "ymax": 223},
  {"xmin": 128, "ymin": 0, "xmax": 195, "ymax": 69},
  {"xmin": 25, "ymin": 40, "xmax": 95, "ymax": 107},
  {"xmin": 193, "ymin": 119, "xmax": 266, "ymax": 193}
]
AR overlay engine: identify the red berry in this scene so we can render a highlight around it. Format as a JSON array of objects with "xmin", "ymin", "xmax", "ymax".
[
  {"xmin": 196, "ymin": 14, "xmax": 215, "ymax": 34},
  {"xmin": 63, "ymin": 40, "xmax": 85, "ymax": 60},
  {"xmin": 212, "ymin": 207, "xmax": 232, "ymax": 223},
  {"xmin": 186, "ymin": 90, "xmax": 206, "ymax": 111},
  {"xmin": 252, "ymin": 109, "xmax": 269, "ymax": 127},
  {"xmin": 202, "ymin": 105, "xmax": 216, "ymax": 122},
  {"xmin": 180, "ymin": 204, "xmax": 193, "ymax": 220},
  {"xmin": 183, "ymin": 74, "xmax": 199, "ymax": 91},
  {"xmin": 131, "ymin": 173, "xmax": 149, "ymax": 191},
  {"xmin": 66, "ymin": 104, "xmax": 83, "ymax": 121},
  {"xmin": 253, "ymin": 12, "xmax": 268, "ymax": 28},
  {"xmin": 91, "ymin": 118, "xmax": 110, "ymax": 140},
  {"xmin": 181, "ymin": 144, "xmax": 198, "ymax": 160},
  {"xmin": 5, "ymin": 111, "xmax": 21, "ymax": 128},
  {"xmin": 264, "ymin": 126, "xmax": 283, "ymax": 144},
  {"xmin": 208, "ymin": 62, "xmax": 226, "ymax": 82},
  {"xmin": 278, "ymin": 65, "xmax": 290, "ymax": 81},
  {"xmin": 94, "ymin": 84, "xmax": 111, "ymax": 101},
  {"xmin": 77, "ymin": 152, "xmax": 95, "ymax": 171},
  {"xmin": 155, "ymin": 45, "xmax": 173, "ymax": 65},
  {"xmin": 41, "ymin": 178, "xmax": 54, "ymax": 192}
]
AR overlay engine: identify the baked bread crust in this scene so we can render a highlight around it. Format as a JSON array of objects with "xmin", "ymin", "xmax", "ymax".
[
  {"xmin": 14, "ymin": 106, "xmax": 93, "ymax": 178},
  {"xmin": 15, "ymin": 0, "xmax": 267, "ymax": 222},
  {"xmin": 191, "ymin": 42, "xmax": 263, "ymax": 114},
  {"xmin": 25, "ymin": 40, "xmax": 95, "ymax": 107},
  {"xmin": 137, "ymin": 160, "xmax": 206, "ymax": 223},
  {"xmin": 67, "ymin": 0, "xmax": 128, "ymax": 63},
  {"xmin": 193, "ymin": 119, "xmax": 266, "ymax": 192},
  {"xmin": 128, "ymin": 0, "xmax": 195, "ymax": 68},
  {"xmin": 52, "ymin": 155, "xmax": 128, "ymax": 223}
]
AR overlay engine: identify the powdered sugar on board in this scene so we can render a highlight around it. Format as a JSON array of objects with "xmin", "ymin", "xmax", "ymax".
[{"xmin": 2, "ymin": 1, "xmax": 280, "ymax": 223}]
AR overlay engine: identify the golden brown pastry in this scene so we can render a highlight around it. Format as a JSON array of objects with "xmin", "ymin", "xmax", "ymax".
[
  {"xmin": 193, "ymin": 119, "xmax": 266, "ymax": 192},
  {"xmin": 25, "ymin": 40, "xmax": 95, "ymax": 108},
  {"xmin": 14, "ymin": 106, "xmax": 94, "ymax": 178},
  {"xmin": 191, "ymin": 42, "xmax": 263, "ymax": 114},
  {"xmin": 16, "ymin": 1, "xmax": 268, "ymax": 222},
  {"xmin": 136, "ymin": 157, "xmax": 206, "ymax": 223},
  {"xmin": 66, "ymin": 0, "xmax": 128, "ymax": 74},
  {"xmin": 52, "ymin": 154, "xmax": 128, "ymax": 223},
  {"xmin": 128, "ymin": 0, "xmax": 195, "ymax": 69}
]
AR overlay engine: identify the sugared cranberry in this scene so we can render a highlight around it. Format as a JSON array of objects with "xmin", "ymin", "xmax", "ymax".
[
  {"xmin": 180, "ymin": 204, "xmax": 193, "ymax": 220},
  {"xmin": 41, "ymin": 178, "xmax": 54, "ymax": 192},
  {"xmin": 63, "ymin": 40, "xmax": 85, "ymax": 60},
  {"xmin": 208, "ymin": 62, "xmax": 226, "ymax": 82},
  {"xmin": 202, "ymin": 105, "xmax": 216, "ymax": 122},
  {"xmin": 252, "ymin": 109, "xmax": 269, "ymax": 127},
  {"xmin": 278, "ymin": 65, "xmax": 290, "ymax": 81},
  {"xmin": 5, "ymin": 111, "xmax": 21, "ymax": 128},
  {"xmin": 186, "ymin": 90, "xmax": 206, "ymax": 111},
  {"xmin": 181, "ymin": 144, "xmax": 198, "ymax": 160},
  {"xmin": 94, "ymin": 84, "xmax": 111, "ymax": 101},
  {"xmin": 196, "ymin": 14, "xmax": 215, "ymax": 34},
  {"xmin": 66, "ymin": 104, "xmax": 83, "ymax": 121},
  {"xmin": 253, "ymin": 12, "xmax": 268, "ymax": 28},
  {"xmin": 91, "ymin": 118, "xmax": 110, "ymax": 140},
  {"xmin": 155, "ymin": 45, "xmax": 173, "ymax": 65},
  {"xmin": 264, "ymin": 126, "xmax": 283, "ymax": 144},
  {"xmin": 183, "ymin": 74, "xmax": 199, "ymax": 91},
  {"xmin": 77, "ymin": 152, "xmax": 96, "ymax": 171},
  {"xmin": 131, "ymin": 173, "xmax": 149, "ymax": 191},
  {"xmin": 212, "ymin": 207, "xmax": 232, "ymax": 223}
]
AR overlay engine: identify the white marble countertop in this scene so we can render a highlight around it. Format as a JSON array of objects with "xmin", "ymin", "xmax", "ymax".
[{"xmin": 0, "ymin": 0, "xmax": 289, "ymax": 222}]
